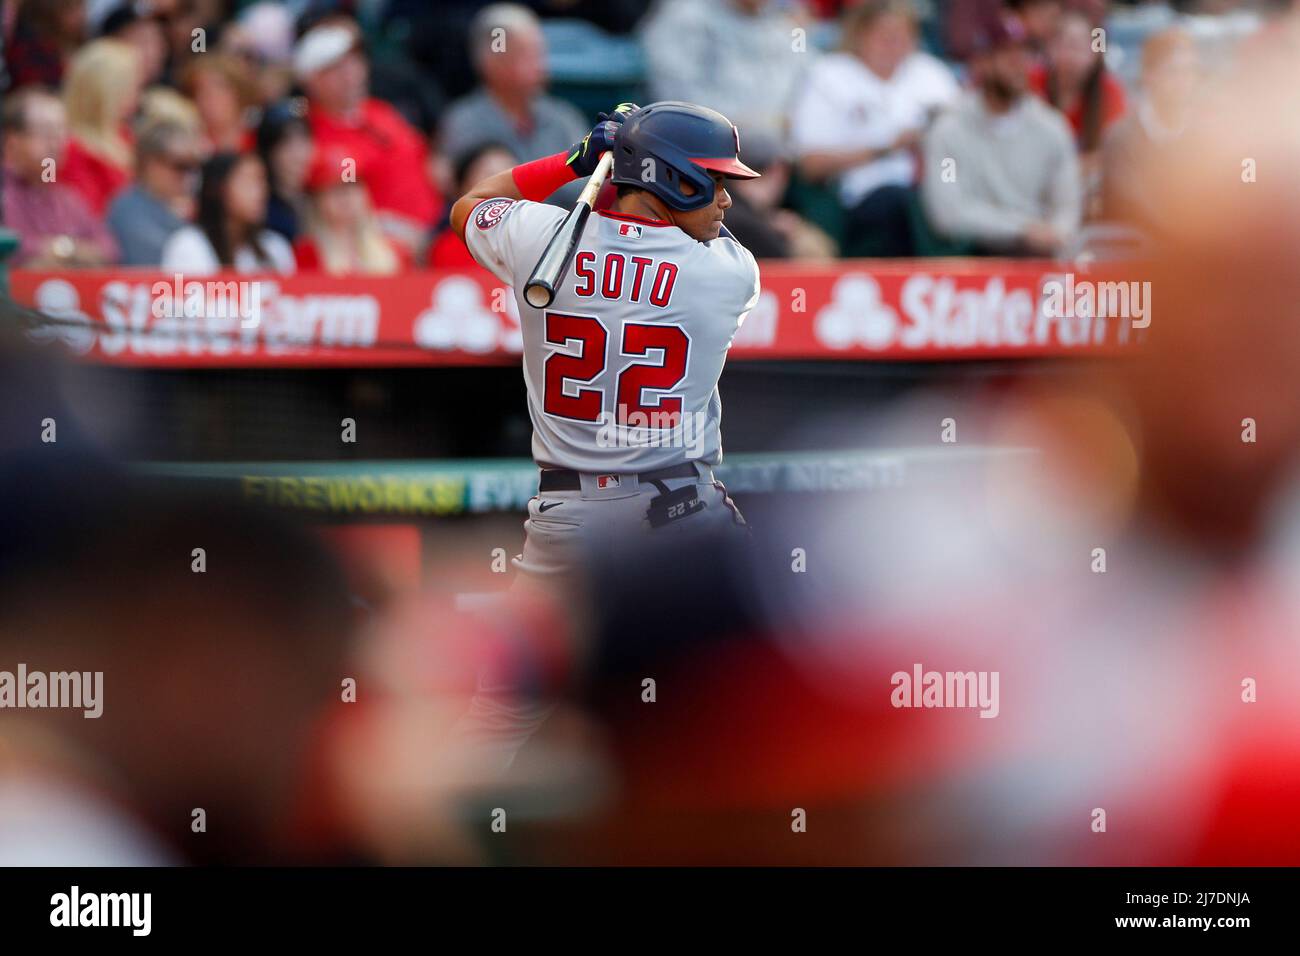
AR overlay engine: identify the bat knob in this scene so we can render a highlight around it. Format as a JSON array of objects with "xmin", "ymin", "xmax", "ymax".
[{"xmin": 524, "ymin": 282, "xmax": 554, "ymax": 309}]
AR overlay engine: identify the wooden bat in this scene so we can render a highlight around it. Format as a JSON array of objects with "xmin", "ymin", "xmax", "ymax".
[{"xmin": 523, "ymin": 151, "xmax": 613, "ymax": 309}]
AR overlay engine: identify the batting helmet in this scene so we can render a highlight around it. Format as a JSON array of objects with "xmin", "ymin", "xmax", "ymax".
[{"xmin": 610, "ymin": 101, "xmax": 760, "ymax": 212}]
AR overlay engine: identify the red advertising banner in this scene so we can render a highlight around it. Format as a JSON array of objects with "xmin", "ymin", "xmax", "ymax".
[{"xmin": 9, "ymin": 261, "xmax": 1147, "ymax": 367}]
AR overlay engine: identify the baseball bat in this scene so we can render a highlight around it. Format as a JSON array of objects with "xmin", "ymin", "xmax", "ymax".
[{"xmin": 523, "ymin": 151, "xmax": 614, "ymax": 309}]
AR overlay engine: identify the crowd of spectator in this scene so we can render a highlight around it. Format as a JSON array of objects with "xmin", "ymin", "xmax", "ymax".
[{"xmin": 0, "ymin": 0, "xmax": 1288, "ymax": 273}]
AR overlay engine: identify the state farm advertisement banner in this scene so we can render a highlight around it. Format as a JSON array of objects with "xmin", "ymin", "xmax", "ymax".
[{"xmin": 9, "ymin": 262, "xmax": 1147, "ymax": 367}]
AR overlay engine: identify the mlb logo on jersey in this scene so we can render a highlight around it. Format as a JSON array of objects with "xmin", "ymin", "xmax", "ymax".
[
  {"xmin": 617, "ymin": 222, "xmax": 642, "ymax": 239},
  {"xmin": 596, "ymin": 474, "xmax": 621, "ymax": 489}
]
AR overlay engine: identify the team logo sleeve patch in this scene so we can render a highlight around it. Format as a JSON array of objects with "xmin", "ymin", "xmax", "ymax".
[{"xmin": 475, "ymin": 198, "xmax": 515, "ymax": 230}]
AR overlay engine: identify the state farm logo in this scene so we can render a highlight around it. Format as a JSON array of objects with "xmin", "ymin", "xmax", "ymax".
[
  {"xmin": 814, "ymin": 274, "xmax": 897, "ymax": 350},
  {"xmin": 24, "ymin": 279, "xmax": 96, "ymax": 354},
  {"xmin": 413, "ymin": 276, "xmax": 522, "ymax": 354},
  {"xmin": 24, "ymin": 278, "xmax": 380, "ymax": 356},
  {"xmin": 812, "ymin": 272, "xmax": 1114, "ymax": 352}
]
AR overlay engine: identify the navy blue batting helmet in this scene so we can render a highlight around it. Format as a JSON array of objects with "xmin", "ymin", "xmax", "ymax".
[{"xmin": 610, "ymin": 101, "xmax": 760, "ymax": 212}]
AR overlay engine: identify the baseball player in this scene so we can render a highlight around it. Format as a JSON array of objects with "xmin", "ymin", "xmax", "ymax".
[{"xmin": 450, "ymin": 101, "xmax": 763, "ymax": 582}]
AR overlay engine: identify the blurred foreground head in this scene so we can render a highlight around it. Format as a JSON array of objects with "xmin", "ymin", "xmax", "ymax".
[
  {"xmin": 0, "ymin": 488, "xmax": 355, "ymax": 863},
  {"xmin": 1111, "ymin": 47, "xmax": 1300, "ymax": 554},
  {"xmin": 0, "ymin": 318, "xmax": 355, "ymax": 864}
]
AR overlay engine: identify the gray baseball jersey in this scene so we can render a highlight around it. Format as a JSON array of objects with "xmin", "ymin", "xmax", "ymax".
[{"xmin": 464, "ymin": 198, "xmax": 761, "ymax": 472}]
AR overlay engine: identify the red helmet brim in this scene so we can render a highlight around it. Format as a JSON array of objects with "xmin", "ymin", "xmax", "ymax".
[{"xmin": 691, "ymin": 156, "xmax": 761, "ymax": 179}]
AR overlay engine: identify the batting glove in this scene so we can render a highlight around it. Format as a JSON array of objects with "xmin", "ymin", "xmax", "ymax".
[{"xmin": 566, "ymin": 102, "xmax": 640, "ymax": 177}]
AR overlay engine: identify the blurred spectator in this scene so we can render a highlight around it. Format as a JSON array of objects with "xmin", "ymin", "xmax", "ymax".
[
  {"xmin": 921, "ymin": 13, "xmax": 1080, "ymax": 256},
  {"xmin": 99, "ymin": 3, "xmax": 168, "ymax": 86},
  {"xmin": 439, "ymin": 4, "xmax": 586, "ymax": 164},
  {"xmin": 1101, "ymin": 28, "xmax": 1199, "ymax": 236},
  {"xmin": 160, "ymin": 151, "xmax": 295, "ymax": 274},
  {"xmin": 257, "ymin": 99, "xmax": 314, "ymax": 244},
  {"xmin": 386, "ymin": 0, "xmax": 647, "ymax": 113},
  {"xmin": 640, "ymin": 0, "xmax": 807, "ymax": 143},
  {"xmin": 722, "ymin": 134, "xmax": 838, "ymax": 259},
  {"xmin": 157, "ymin": 0, "xmax": 208, "ymax": 87},
  {"xmin": 295, "ymin": 21, "xmax": 443, "ymax": 253},
  {"xmin": 307, "ymin": 4, "xmax": 449, "ymax": 141},
  {"xmin": 947, "ymin": 0, "xmax": 1017, "ymax": 62},
  {"xmin": 385, "ymin": 0, "xmax": 646, "ymax": 111},
  {"xmin": 382, "ymin": 0, "xmax": 485, "ymax": 105},
  {"xmin": 426, "ymin": 141, "xmax": 520, "ymax": 269},
  {"xmin": 946, "ymin": 0, "xmax": 1105, "ymax": 62},
  {"xmin": 3, "ymin": 0, "xmax": 86, "ymax": 90},
  {"xmin": 220, "ymin": 2, "xmax": 296, "ymax": 106},
  {"xmin": 0, "ymin": 87, "xmax": 118, "ymax": 267},
  {"xmin": 1035, "ymin": 12, "xmax": 1126, "ymax": 140},
  {"xmin": 106, "ymin": 120, "xmax": 200, "ymax": 266},
  {"xmin": 293, "ymin": 148, "xmax": 410, "ymax": 275},
  {"xmin": 1030, "ymin": 9, "xmax": 1127, "ymax": 214},
  {"xmin": 1010, "ymin": 0, "xmax": 1068, "ymax": 54},
  {"xmin": 60, "ymin": 38, "xmax": 141, "ymax": 216},
  {"xmin": 179, "ymin": 53, "xmax": 256, "ymax": 154},
  {"xmin": 137, "ymin": 84, "xmax": 203, "ymax": 139},
  {"xmin": 791, "ymin": 0, "xmax": 959, "ymax": 257}
]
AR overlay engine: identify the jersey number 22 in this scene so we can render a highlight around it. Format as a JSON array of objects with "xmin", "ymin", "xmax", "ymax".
[{"xmin": 543, "ymin": 311, "xmax": 688, "ymax": 428}]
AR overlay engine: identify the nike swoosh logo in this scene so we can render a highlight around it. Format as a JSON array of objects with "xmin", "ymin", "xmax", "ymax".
[{"xmin": 537, "ymin": 501, "xmax": 564, "ymax": 513}]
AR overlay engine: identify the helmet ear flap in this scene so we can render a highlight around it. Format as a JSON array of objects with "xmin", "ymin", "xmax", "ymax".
[
  {"xmin": 664, "ymin": 162, "xmax": 716, "ymax": 211},
  {"xmin": 661, "ymin": 163, "xmax": 682, "ymax": 198}
]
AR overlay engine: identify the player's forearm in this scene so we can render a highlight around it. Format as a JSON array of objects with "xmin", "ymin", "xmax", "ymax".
[{"xmin": 451, "ymin": 152, "xmax": 579, "ymax": 239}]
